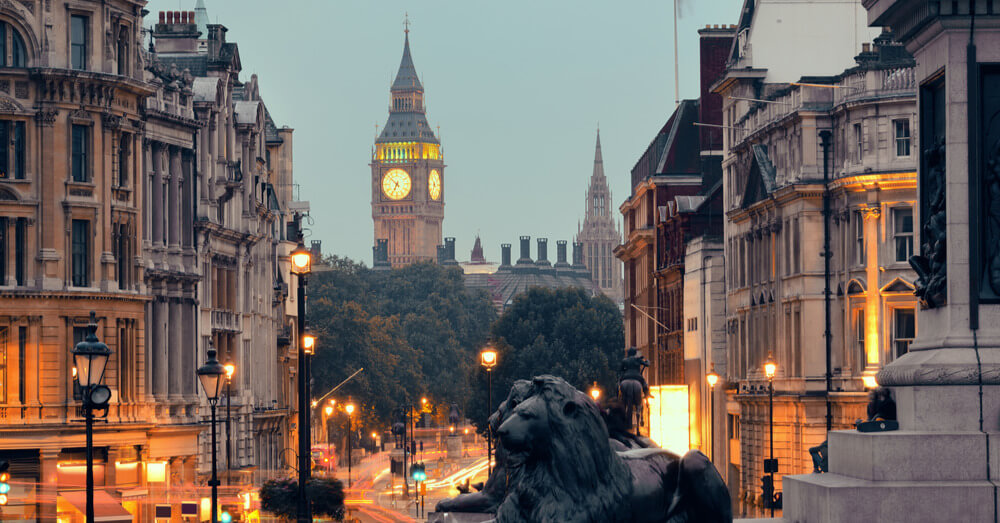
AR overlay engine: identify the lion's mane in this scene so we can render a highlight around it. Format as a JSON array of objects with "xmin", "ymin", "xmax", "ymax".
[{"xmin": 495, "ymin": 375, "xmax": 633, "ymax": 523}]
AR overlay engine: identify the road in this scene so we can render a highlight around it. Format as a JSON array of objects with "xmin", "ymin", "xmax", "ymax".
[{"xmin": 325, "ymin": 437, "xmax": 490, "ymax": 523}]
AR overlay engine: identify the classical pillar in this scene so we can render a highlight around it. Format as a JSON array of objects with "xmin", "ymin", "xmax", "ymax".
[
  {"xmin": 168, "ymin": 295, "xmax": 182, "ymax": 401},
  {"xmin": 168, "ymin": 147, "xmax": 181, "ymax": 248},
  {"xmin": 182, "ymin": 296, "xmax": 196, "ymax": 399},
  {"xmin": 38, "ymin": 449, "xmax": 59, "ymax": 521},
  {"xmin": 150, "ymin": 143, "xmax": 163, "ymax": 246},
  {"xmin": 153, "ymin": 296, "xmax": 169, "ymax": 402},
  {"xmin": 143, "ymin": 140, "xmax": 152, "ymax": 248}
]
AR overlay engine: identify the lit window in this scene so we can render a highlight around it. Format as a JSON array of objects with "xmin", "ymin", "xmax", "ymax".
[
  {"xmin": 893, "ymin": 208, "xmax": 913, "ymax": 263},
  {"xmin": 894, "ymin": 119, "xmax": 911, "ymax": 157},
  {"xmin": 892, "ymin": 308, "xmax": 915, "ymax": 359},
  {"xmin": 855, "ymin": 308, "xmax": 866, "ymax": 369}
]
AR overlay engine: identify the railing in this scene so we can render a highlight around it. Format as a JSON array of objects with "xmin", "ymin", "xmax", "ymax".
[
  {"xmin": 211, "ymin": 309, "xmax": 237, "ymax": 331},
  {"xmin": 833, "ymin": 66, "xmax": 915, "ymax": 106}
]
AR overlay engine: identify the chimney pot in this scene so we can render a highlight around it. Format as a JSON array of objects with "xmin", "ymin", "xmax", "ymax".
[
  {"xmin": 190, "ymin": 11, "xmax": 196, "ymax": 22},
  {"xmin": 862, "ymin": 42, "xmax": 871, "ymax": 52},
  {"xmin": 159, "ymin": 11, "xmax": 165, "ymax": 23},
  {"xmin": 714, "ymin": 24, "xmax": 720, "ymax": 29},
  {"xmin": 166, "ymin": 11, "xmax": 173, "ymax": 24}
]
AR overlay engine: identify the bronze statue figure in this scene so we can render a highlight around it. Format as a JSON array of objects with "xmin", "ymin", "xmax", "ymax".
[{"xmin": 619, "ymin": 347, "xmax": 650, "ymax": 430}]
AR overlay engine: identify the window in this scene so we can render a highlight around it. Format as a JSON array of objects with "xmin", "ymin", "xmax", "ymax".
[
  {"xmin": 894, "ymin": 119, "xmax": 911, "ymax": 157},
  {"xmin": 0, "ymin": 121, "xmax": 27, "ymax": 179},
  {"xmin": 0, "ymin": 217, "xmax": 5, "ymax": 283},
  {"xmin": 17, "ymin": 326, "xmax": 24, "ymax": 403},
  {"xmin": 71, "ymin": 219, "xmax": 89, "ymax": 287},
  {"xmin": 71, "ymin": 125, "xmax": 89, "ymax": 182},
  {"xmin": 116, "ymin": 26, "xmax": 129, "ymax": 76},
  {"xmin": 855, "ymin": 308, "xmax": 866, "ymax": 369},
  {"xmin": 70, "ymin": 15, "xmax": 87, "ymax": 70},
  {"xmin": 118, "ymin": 320, "xmax": 133, "ymax": 402},
  {"xmin": 893, "ymin": 208, "xmax": 914, "ymax": 262},
  {"xmin": 854, "ymin": 123, "xmax": 863, "ymax": 162},
  {"xmin": 113, "ymin": 222, "xmax": 131, "ymax": 289},
  {"xmin": 893, "ymin": 308, "xmax": 916, "ymax": 359},
  {"xmin": 855, "ymin": 212, "xmax": 866, "ymax": 265},
  {"xmin": 14, "ymin": 217, "xmax": 24, "ymax": 286},
  {"xmin": 72, "ymin": 326, "xmax": 87, "ymax": 400},
  {"xmin": 0, "ymin": 23, "xmax": 27, "ymax": 68},
  {"xmin": 117, "ymin": 134, "xmax": 130, "ymax": 187},
  {"xmin": 0, "ymin": 326, "xmax": 6, "ymax": 403}
]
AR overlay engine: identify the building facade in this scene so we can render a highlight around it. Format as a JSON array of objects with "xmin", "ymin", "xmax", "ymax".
[
  {"xmin": 0, "ymin": 2, "xmax": 301, "ymax": 519},
  {"xmin": 371, "ymin": 29, "xmax": 444, "ymax": 267},
  {"xmin": 714, "ymin": 2, "xmax": 917, "ymax": 514},
  {"xmin": 577, "ymin": 130, "xmax": 623, "ymax": 305}
]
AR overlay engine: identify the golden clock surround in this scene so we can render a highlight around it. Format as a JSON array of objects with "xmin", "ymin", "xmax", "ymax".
[
  {"xmin": 382, "ymin": 168, "xmax": 412, "ymax": 200},
  {"xmin": 428, "ymin": 169, "xmax": 442, "ymax": 200}
]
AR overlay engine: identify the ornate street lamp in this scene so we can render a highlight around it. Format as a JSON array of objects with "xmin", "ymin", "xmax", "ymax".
[
  {"xmin": 72, "ymin": 311, "xmax": 112, "ymax": 523},
  {"xmin": 480, "ymin": 346, "xmax": 498, "ymax": 476},
  {"xmin": 198, "ymin": 342, "xmax": 226, "ymax": 523},
  {"xmin": 345, "ymin": 401, "xmax": 356, "ymax": 487},
  {"xmin": 764, "ymin": 351, "xmax": 777, "ymax": 517},
  {"xmin": 706, "ymin": 366, "xmax": 720, "ymax": 462},
  {"xmin": 224, "ymin": 362, "xmax": 235, "ymax": 486},
  {"xmin": 290, "ymin": 228, "xmax": 313, "ymax": 523},
  {"xmin": 302, "ymin": 330, "xmax": 317, "ymax": 356}
]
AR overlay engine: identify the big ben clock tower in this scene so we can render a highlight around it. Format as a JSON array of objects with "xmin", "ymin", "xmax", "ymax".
[{"xmin": 371, "ymin": 27, "xmax": 444, "ymax": 267}]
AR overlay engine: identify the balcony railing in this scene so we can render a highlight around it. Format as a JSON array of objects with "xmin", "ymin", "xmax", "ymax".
[{"xmin": 212, "ymin": 309, "xmax": 238, "ymax": 331}]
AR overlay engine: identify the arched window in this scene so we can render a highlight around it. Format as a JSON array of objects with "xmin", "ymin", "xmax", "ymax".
[{"xmin": 0, "ymin": 22, "xmax": 28, "ymax": 68}]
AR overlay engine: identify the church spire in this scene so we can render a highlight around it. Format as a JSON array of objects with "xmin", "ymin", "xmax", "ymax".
[
  {"xmin": 592, "ymin": 128, "xmax": 605, "ymax": 180},
  {"xmin": 392, "ymin": 26, "xmax": 423, "ymax": 92}
]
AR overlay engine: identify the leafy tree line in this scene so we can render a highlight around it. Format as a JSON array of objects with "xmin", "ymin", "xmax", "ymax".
[
  {"xmin": 307, "ymin": 258, "xmax": 497, "ymax": 431},
  {"xmin": 308, "ymin": 258, "xmax": 625, "ymax": 435},
  {"xmin": 466, "ymin": 287, "xmax": 625, "ymax": 433}
]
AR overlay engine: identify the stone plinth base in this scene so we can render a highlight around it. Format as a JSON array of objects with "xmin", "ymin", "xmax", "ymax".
[
  {"xmin": 783, "ymin": 429, "xmax": 1000, "ymax": 523},
  {"xmin": 426, "ymin": 512, "xmax": 493, "ymax": 523},
  {"xmin": 447, "ymin": 434, "xmax": 463, "ymax": 459}
]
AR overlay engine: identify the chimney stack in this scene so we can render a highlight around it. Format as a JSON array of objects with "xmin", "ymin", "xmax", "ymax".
[
  {"xmin": 554, "ymin": 240, "xmax": 571, "ymax": 270},
  {"xmin": 442, "ymin": 237, "xmax": 458, "ymax": 266},
  {"xmin": 536, "ymin": 238, "xmax": 551, "ymax": 268},
  {"xmin": 154, "ymin": 10, "xmax": 201, "ymax": 54},
  {"xmin": 436, "ymin": 244, "xmax": 447, "ymax": 265},
  {"xmin": 500, "ymin": 243, "xmax": 512, "ymax": 269},
  {"xmin": 516, "ymin": 236, "xmax": 532, "ymax": 265}
]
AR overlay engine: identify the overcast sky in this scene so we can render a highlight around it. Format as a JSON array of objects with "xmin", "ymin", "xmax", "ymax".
[{"xmin": 145, "ymin": 0, "xmax": 745, "ymax": 264}]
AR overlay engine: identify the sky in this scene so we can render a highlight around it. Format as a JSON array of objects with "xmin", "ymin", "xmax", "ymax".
[{"xmin": 145, "ymin": 0, "xmax": 746, "ymax": 264}]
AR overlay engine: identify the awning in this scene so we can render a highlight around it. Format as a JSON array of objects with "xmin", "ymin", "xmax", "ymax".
[{"xmin": 59, "ymin": 490, "xmax": 134, "ymax": 522}]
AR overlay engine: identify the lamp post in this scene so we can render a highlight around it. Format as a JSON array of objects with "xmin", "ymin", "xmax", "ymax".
[
  {"xmin": 224, "ymin": 362, "xmax": 235, "ymax": 486},
  {"xmin": 706, "ymin": 367, "xmax": 719, "ymax": 462},
  {"xmin": 346, "ymin": 401, "xmax": 355, "ymax": 488},
  {"xmin": 479, "ymin": 346, "xmax": 497, "ymax": 476},
  {"xmin": 72, "ymin": 311, "xmax": 112, "ymax": 523},
  {"xmin": 198, "ymin": 342, "xmax": 226, "ymax": 523},
  {"xmin": 589, "ymin": 381, "xmax": 601, "ymax": 403},
  {"xmin": 324, "ymin": 405, "xmax": 334, "ymax": 476},
  {"xmin": 764, "ymin": 352, "xmax": 777, "ymax": 517},
  {"xmin": 290, "ymin": 232, "xmax": 313, "ymax": 523}
]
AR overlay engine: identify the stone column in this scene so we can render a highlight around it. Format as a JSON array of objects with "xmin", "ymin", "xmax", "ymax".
[
  {"xmin": 143, "ymin": 140, "xmax": 152, "ymax": 248},
  {"xmin": 154, "ymin": 296, "xmax": 169, "ymax": 403},
  {"xmin": 38, "ymin": 449, "xmax": 59, "ymax": 521},
  {"xmin": 151, "ymin": 143, "xmax": 163, "ymax": 246},
  {"xmin": 168, "ymin": 294, "xmax": 182, "ymax": 402},
  {"xmin": 182, "ymin": 296, "xmax": 196, "ymax": 400},
  {"xmin": 168, "ymin": 147, "xmax": 180, "ymax": 248}
]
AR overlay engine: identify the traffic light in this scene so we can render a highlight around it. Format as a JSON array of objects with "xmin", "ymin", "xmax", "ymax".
[
  {"xmin": 761, "ymin": 475, "xmax": 774, "ymax": 509},
  {"xmin": 411, "ymin": 462, "xmax": 426, "ymax": 482},
  {"xmin": 0, "ymin": 459, "xmax": 10, "ymax": 506}
]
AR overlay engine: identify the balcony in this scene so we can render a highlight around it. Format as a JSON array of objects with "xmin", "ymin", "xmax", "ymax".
[{"xmin": 212, "ymin": 309, "xmax": 239, "ymax": 332}]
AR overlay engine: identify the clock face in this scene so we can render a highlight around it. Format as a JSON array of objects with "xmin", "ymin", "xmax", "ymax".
[
  {"xmin": 428, "ymin": 170, "xmax": 441, "ymax": 200},
  {"xmin": 381, "ymin": 169, "xmax": 411, "ymax": 200}
]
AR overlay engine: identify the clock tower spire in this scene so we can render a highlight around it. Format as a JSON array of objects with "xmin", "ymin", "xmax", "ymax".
[{"xmin": 371, "ymin": 25, "xmax": 444, "ymax": 267}]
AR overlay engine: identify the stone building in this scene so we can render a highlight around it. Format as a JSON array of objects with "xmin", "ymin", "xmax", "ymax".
[
  {"xmin": 576, "ymin": 130, "xmax": 623, "ymax": 305},
  {"xmin": 151, "ymin": 8, "xmax": 299, "ymax": 491},
  {"xmin": 371, "ymin": 28, "xmax": 444, "ymax": 267},
  {"xmin": 0, "ymin": 1, "xmax": 300, "ymax": 519},
  {"xmin": 713, "ymin": 1, "xmax": 917, "ymax": 514}
]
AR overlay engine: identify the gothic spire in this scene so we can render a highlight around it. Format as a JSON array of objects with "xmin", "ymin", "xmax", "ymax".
[
  {"xmin": 392, "ymin": 30, "xmax": 423, "ymax": 91},
  {"xmin": 592, "ymin": 128, "xmax": 605, "ymax": 180}
]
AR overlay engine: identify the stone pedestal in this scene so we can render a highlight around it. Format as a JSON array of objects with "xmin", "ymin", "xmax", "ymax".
[{"xmin": 447, "ymin": 434, "xmax": 463, "ymax": 459}]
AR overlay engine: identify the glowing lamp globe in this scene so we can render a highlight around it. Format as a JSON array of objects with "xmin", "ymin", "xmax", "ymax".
[
  {"xmin": 290, "ymin": 244, "xmax": 312, "ymax": 275},
  {"xmin": 764, "ymin": 352, "xmax": 777, "ymax": 380},
  {"xmin": 480, "ymin": 347, "xmax": 498, "ymax": 370},
  {"xmin": 706, "ymin": 369, "xmax": 720, "ymax": 388}
]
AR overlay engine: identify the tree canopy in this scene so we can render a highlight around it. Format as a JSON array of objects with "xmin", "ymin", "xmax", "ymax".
[
  {"xmin": 308, "ymin": 258, "xmax": 497, "ymax": 431},
  {"xmin": 466, "ymin": 286, "xmax": 624, "ymax": 432}
]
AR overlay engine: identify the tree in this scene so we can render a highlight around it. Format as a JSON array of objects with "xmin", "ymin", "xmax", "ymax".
[
  {"xmin": 260, "ymin": 477, "xmax": 345, "ymax": 521},
  {"xmin": 308, "ymin": 257, "xmax": 497, "ymax": 429},
  {"xmin": 468, "ymin": 287, "xmax": 624, "ymax": 432}
]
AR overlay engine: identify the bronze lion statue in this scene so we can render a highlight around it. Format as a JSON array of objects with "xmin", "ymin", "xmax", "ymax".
[{"xmin": 488, "ymin": 375, "xmax": 731, "ymax": 523}]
